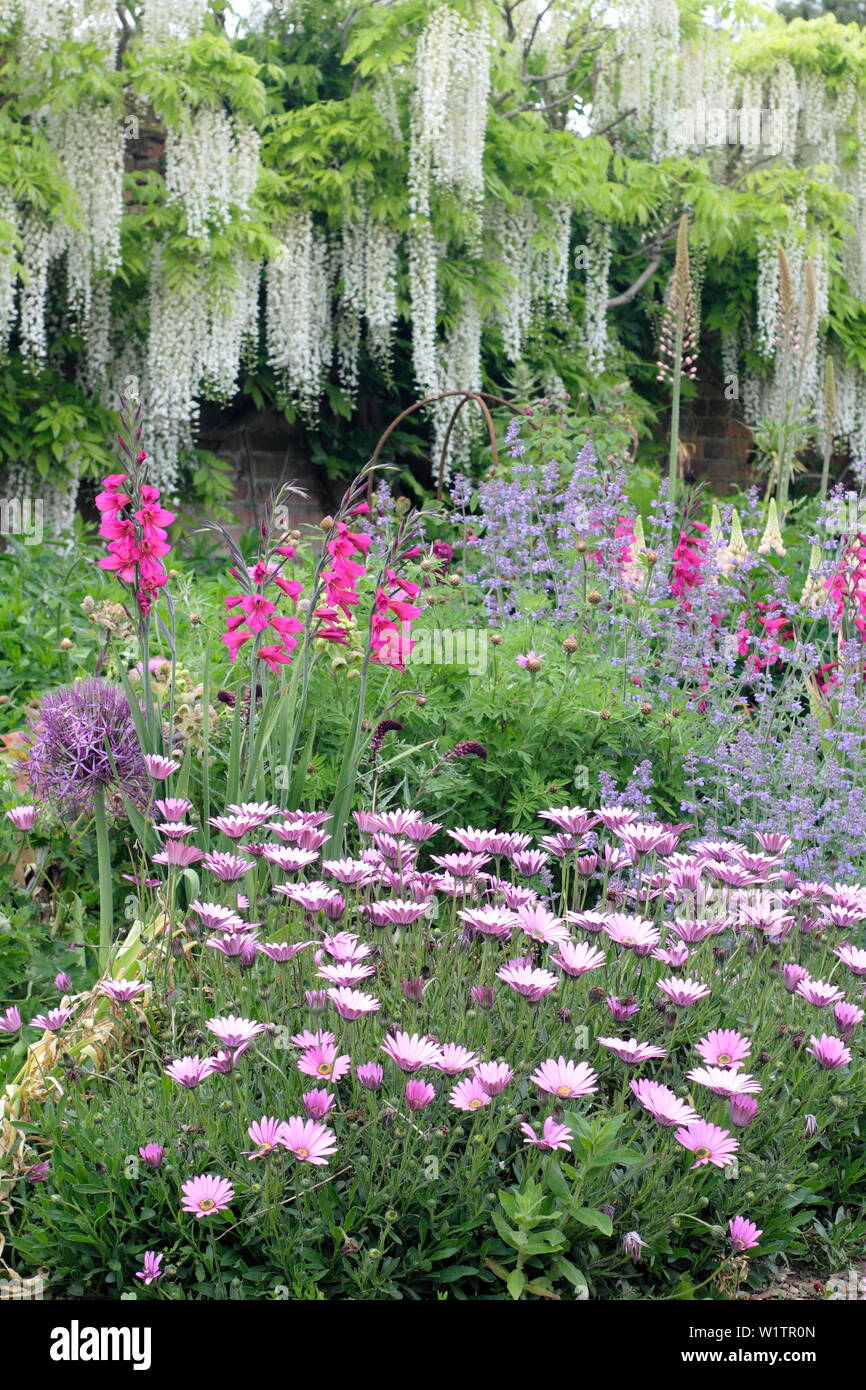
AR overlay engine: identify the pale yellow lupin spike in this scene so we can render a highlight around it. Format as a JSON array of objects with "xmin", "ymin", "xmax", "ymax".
[
  {"xmin": 728, "ymin": 509, "xmax": 748, "ymax": 561},
  {"xmin": 800, "ymin": 544, "xmax": 824, "ymax": 609},
  {"xmin": 758, "ymin": 499, "xmax": 785, "ymax": 556},
  {"xmin": 631, "ymin": 514, "xmax": 645, "ymax": 553},
  {"xmin": 710, "ymin": 503, "xmax": 723, "ymax": 542}
]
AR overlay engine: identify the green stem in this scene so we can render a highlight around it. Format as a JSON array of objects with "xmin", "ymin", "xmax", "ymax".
[{"xmin": 92, "ymin": 787, "xmax": 114, "ymax": 970}]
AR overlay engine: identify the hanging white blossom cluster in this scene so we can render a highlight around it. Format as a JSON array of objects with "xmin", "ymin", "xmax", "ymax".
[
  {"xmin": 487, "ymin": 201, "xmax": 572, "ymax": 362},
  {"xmin": 835, "ymin": 359, "xmax": 866, "ymax": 462},
  {"xmin": 583, "ymin": 222, "xmax": 612, "ymax": 375},
  {"xmin": 265, "ymin": 212, "xmax": 332, "ymax": 418},
  {"xmin": 141, "ymin": 0, "xmax": 208, "ymax": 46},
  {"xmin": 165, "ymin": 112, "xmax": 260, "ymax": 239},
  {"xmin": 0, "ymin": 194, "xmax": 19, "ymax": 349},
  {"xmin": 406, "ymin": 5, "xmax": 490, "ymax": 399},
  {"xmin": 602, "ymin": 0, "xmax": 680, "ymax": 160},
  {"xmin": 433, "ymin": 290, "xmax": 483, "ymax": 485},
  {"xmin": 336, "ymin": 204, "xmax": 401, "ymax": 396}
]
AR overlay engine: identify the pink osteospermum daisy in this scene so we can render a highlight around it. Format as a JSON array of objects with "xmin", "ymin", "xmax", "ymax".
[
  {"xmin": 316, "ymin": 961, "xmax": 376, "ymax": 987},
  {"xmin": 728, "ymin": 1216, "xmax": 762, "ymax": 1253},
  {"xmin": 260, "ymin": 941, "xmax": 315, "ymax": 963},
  {"xmin": 597, "ymin": 1037, "xmax": 668, "ymax": 1064},
  {"xmin": 165, "ymin": 1055, "xmax": 215, "ymax": 1089},
  {"xmin": 473, "ymin": 1061, "xmax": 513, "ymax": 1095},
  {"xmin": 206, "ymin": 1015, "xmax": 267, "ymax": 1048},
  {"xmin": 243, "ymin": 1115, "xmax": 288, "ymax": 1159},
  {"xmin": 674, "ymin": 1120, "xmax": 739, "ymax": 1169},
  {"xmin": 405, "ymin": 1079, "xmax": 436, "ymax": 1110},
  {"xmin": 139, "ymin": 1144, "xmax": 165, "ymax": 1169},
  {"xmin": 433, "ymin": 1044, "xmax": 482, "ymax": 1075},
  {"xmin": 280, "ymin": 1116, "xmax": 338, "ymax": 1165},
  {"xmin": 807, "ymin": 1033, "xmax": 852, "ymax": 1068},
  {"xmin": 694, "ymin": 1029, "xmax": 751, "ymax": 1067},
  {"xmin": 144, "ymin": 755, "xmax": 180, "ymax": 780},
  {"xmin": 530, "ymin": 1056, "xmax": 598, "ymax": 1099},
  {"xmin": 135, "ymin": 1251, "xmax": 164, "ymax": 1285},
  {"xmin": 297, "ymin": 1043, "xmax": 352, "ymax": 1082},
  {"xmin": 630, "ymin": 1078, "xmax": 700, "ymax": 1127},
  {"xmin": 201, "ymin": 852, "xmax": 256, "ymax": 881},
  {"xmin": 520, "ymin": 1117, "xmax": 573, "ymax": 1153},
  {"xmin": 380, "ymin": 1030, "xmax": 444, "ymax": 1073},
  {"xmin": 686, "ymin": 1066, "xmax": 762, "ymax": 1098},
  {"xmin": 302, "ymin": 1089, "xmax": 336, "ymax": 1120},
  {"xmin": 834, "ymin": 943, "xmax": 866, "ymax": 976},
  {"xmin": 496, "ymin": 962, "xmax": 559, "ymax": 1000},
  {"xmin": 327, "ymin": 987, "xmax": 380, "ymax": 1020},
  {"xmin": 30, "ymin": 1007, "xmax": 74, "ymax": 1031},
  {"xmin": 795, "ymin": 978, "xmax": 846, "ymax": 1008},
  {"xmin": 549, "ymin": 939, "xmax": 607, "ymax": 976},
  {"xmin": 99, "ymin": 979, "xmax": 147, "ymax": 1003},
  {"xmin": 290, "ymin": 1029, "xmax": 336, "ymax": 1050},
  {"xmin": 449, "ymin": 1077, "xmax": 492, "ymax": 1111},
  {"xmin": 180, "ymin": 1173, "xmax": 235, "ymax": 1218},
  {"xmin": 6, "ymin": 804, "xmax": 38, "ymax": 830},
  {"xmin": 0, "ymin": 1005, "xmax": 22, "ymax": 1032},
  {"xmin": 657, "ymin": 976, "xmax": 711, "ymax": 1007},
  {"xmin": 356, "ymin": 1062, "xmax": 383, "ymax": 1089},
  {"xmin": 603, "ymin": 914, "xmax": 661, "ymax": 952}
]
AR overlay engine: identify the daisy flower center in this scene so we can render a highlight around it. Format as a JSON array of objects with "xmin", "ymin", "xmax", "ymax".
[
  {"xmin": 469, "ymin": 1098, "xmax": 483, "ymax": 1109},
  {"xmin": 717, "ymin": 1053, "xmax": 732, "ymax": 1065},
  {"xmin": 694, "ymin": 1146, "xmax": 711, "ymax": 1161},
  {"xmin": 555, "ymin": 1085, "xmax": 571, "ymax": 1096},
  {"xmin": 199, "ymin": 1198, "xmax": 215, "ymax": 1210},
  {"xmin": 317, "ymin": 1063, "xmax": 332, "ymax": 1075},
  {"xmin": 296, "ymin": 1147, "xmax": 310, "ymax": 1158}
]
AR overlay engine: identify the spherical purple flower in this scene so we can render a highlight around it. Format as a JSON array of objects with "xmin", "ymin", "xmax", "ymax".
[{"xmin": 26, "ymin": 679, "xmax": 149, "ymax": 814}]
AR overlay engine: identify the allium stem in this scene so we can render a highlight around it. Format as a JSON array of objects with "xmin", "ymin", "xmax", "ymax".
[{"xmin": 92, "ymin": 787, "xmax": 114, "ymax": 969}]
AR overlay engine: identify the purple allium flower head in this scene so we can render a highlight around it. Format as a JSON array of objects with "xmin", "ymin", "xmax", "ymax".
[{"xmin": 26, "ymin": 679, "xmax": 149, "ymax": 814}]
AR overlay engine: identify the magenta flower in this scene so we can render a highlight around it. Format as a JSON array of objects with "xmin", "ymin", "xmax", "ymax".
[
  {"xmin": 530, "ymin": 1056, "xmax": 598, "ymax": 1099},
  {"xmin": 433, "ymin": 1044, "xmax": 481, "ymax": 1076},
  {"xmin": 729, "ymin": 1095, "xmax": 759, "ymax": 1127},
  {"xmin": 520, "ymin": 1117, "xmax": 573, "ymax": 1152},
  {"xmin": 515, "ymin": 903, "xmax": 569, "ymax": 944},
  {"xmin": 381, "ymin": 1030, "xmax": 443, "ymax": 1073},
  {"xmin": 694, "ymin": 1029, "xmax": 750, "ymax": 1067},
  {"xmin": 795, "ymin": 978, "xmax": 845, "ymax": 1008},
  {"xmin": 280, "ymin": 1116, "xmax": 338, "ymax": 1165},
  {"xmin": 202, "ymin": 852, "xmax": 255, "ymax": 881},
  {"xmin": 189, "ymin": 901, "xmax": 246, "ymax": 933},
  {"xmin": 180, "ymin": 1173, "xmax": 235, "ymax": 1218},
  {"xmin": 606, "ymin": 995, "xmax": 640, "ymax": 1021},
  {"xmin": 6, "ymin": 804, "xmax": 37, "ymax": 830},
  {"xmin": 243, "ymin": 1116, "xmax": 288, "ymax": 1158},
  {"xmin": 657, "ymin": 977, "xmax": 711, "ymax": 1007},
  {"xmin": 30, "ymin": 1007, "xmax": 73, "ymax": 1032},
  {"xmin": 550, "ymin": 940, "xmax": 606, "ymax": 976},
  {"xmin": 496, "ymin": 962, "xmax": 559, "ymax": 1001},
  {"xmin": 139, "ymin": 1144, "xmax": 164, "ymax": 1170},
  {"xmin": 630, "ymin": 1079, "xmax": 700, "ymax": 1127},
  {"xmin": 154, "ymin": 797, "xmax": 193, "ymax": 820},
  {"xmin": 261, "ymin": 941, "xmax": 315, "ymax": 963},
  {"xmin": 55, "ymin": 973, "xmax": 72, "ymax": 992},
  {"xmin": 834, "ymin": 944, "xmax": 866, "ymax": 976},
  {"xmin": 458, "ymin": 905, "xmax": 517, "ymax": 940},
  {"xmin": 302, "ymin": 1089, "xmax": 335, "ymax": 1120},
  {"xmin": 327, "ymin": 987, "xmax": 380, "ymax": 1020},
  {"xmin": 470, "ymin": 985, "xmax": 496, "ymax": 1008},
  {"xmin": 135, "ymin": 1251, "xmax": 164, "ymax": 1285},
  {"xmin": 209, "ymin": 814, "xmax": 260, "ymax": 839},
  {"xmin": 165, "ymin": 1055, "xmax": 214, "ymax": 1089},
  {"xmin": 363, "ymin": 898, "xmax": 431, "ymax": 927},
  {"xmin": 99, "ymin": 979, "xmax": 147, "ymax": 1003},
  {"xmin": 515, "ymin": 650, "xmax": 543, "ymax": 669},
  {"xmin": 674, "ymin": 1120, "xmax": 739, "ymax": 1169},
  {"xmin": 728, "ymin": 1216, "xmax": 762, "ymax": 1253},
  {"xmin": 206, "ymin": 1015, "xmax": 267, "ymax": 1048},
  {"xmin": 449, "ymin": 1077, "xmax": 492, "ymax": 1111},
  {"xmin": 405, "ymin": 1079, "xmax": 436, "ymax": 1110},
  {"xmin": 834, "ymin": 1002, "xmax": 863, "ymax": 1039},
  {"xmin": 318, "ymin": 960, "xmax": 376, "ymax": 989},
  {"xmin": 144, "ymin": 755, "xmax": 180, "ymax": 780},
  {"xmin": 686, "ymin": 1066, "xmax": 761, "ymax": 1098},
  {"xmin": 356, "ymin": 1062, "xmax": 383, "ymax": 1090},
  {"xmin": 473, "ymin": 1061, "xmax": 513, "ymax": 1096},
  {"xmin": 291, "ymin": 1029, "xmax": 336, "ymax": 1050},
  {"xmin": 598, "ymin": 1037, "xmax": 667, "ymax": 1064},
  {"xmin": 539, "ymin": 805, "xmax": 598, "ymax": 834},
  {"xmin": 298, "ymin": 1043, "xmax": 351, "ymax": 1082},
  {"xmin": 622, "ymin": 1230, "xmax": 649, "ymax": 1260},
  {"xmin": 26, "ymin": 679, "xmax": 150, "ymax": 814},
  {"xmin": 807, "ymin": 1033, "xmax": 852, "ymax": 1068},
  {"xmin": 783, "ymin": 962, "xmax": 810, "ymax": 992},
  {"xmin": 152, "ymin": 841, "xmax": 204, "ymax": 868},
  {"xmin": 0, "ymin": 1005, "xmax": 22, "ymax": 1033}
]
